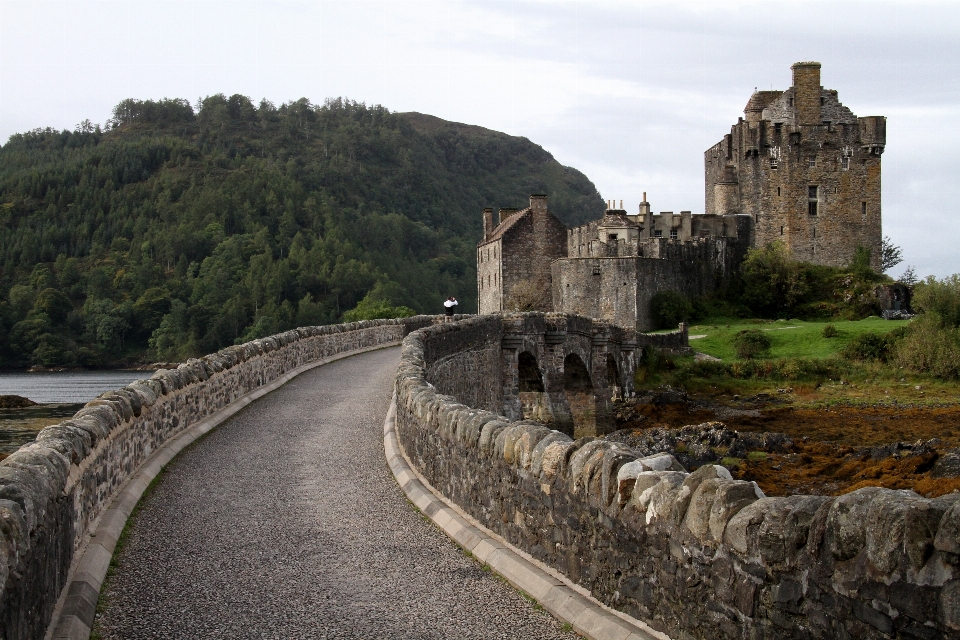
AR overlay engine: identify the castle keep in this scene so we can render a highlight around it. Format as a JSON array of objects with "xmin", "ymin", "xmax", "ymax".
[
  {"xmin": 705, "ymin": 61, "xmax": 885, "ymax": 269},
  {"xmin": 479, "ymin": 62, "xmax": 886, "ymax": 330}
]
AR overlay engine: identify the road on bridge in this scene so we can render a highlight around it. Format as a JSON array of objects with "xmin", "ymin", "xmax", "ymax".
[{"xmin": 94, "ymin": 347, "xmax": 577, "ymax": 639}]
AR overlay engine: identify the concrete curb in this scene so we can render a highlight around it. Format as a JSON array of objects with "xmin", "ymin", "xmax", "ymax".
[
  {"xmin": 46, "ymin": 341, "xmax": 401, "ymax": 640},
  {"xmin": 383, "ymin": 396, "xmax": 670, "ymax": 640}
]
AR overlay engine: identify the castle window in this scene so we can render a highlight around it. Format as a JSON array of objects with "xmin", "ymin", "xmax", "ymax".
[
  {"xmin": 841, "ymin": 157, "xmax": 849, "ymax": 170},
  {"xmin": 862, "ymin": 202, "xmax": 867, "ymax": 216},
  {"xmin": 592, "ymin": 266, "xmax": 601, "ymax": 276},
  {"xmin": 820, "ymin": 97, "xmax": 825, "ymax": 106},
  {"xmin": 789, "ymin": 97, "xmax": 794, "ymax": 107},
  {"xmin": 808, "ymin": 186, "xmax": 819, "ymax": 216},
  {"xmin": 781, "ymin": 226, "xmax": 784, "ymax": 235},
  {"xmin": 777, "ymin": 187, "xmax": 781, "ymax": 196},
  {"xmin": 608, "ymin": 234, "xmax": 618, "ymax": 241},
  {"xmin": 775, "ymin": 123, "xmax": 782, "ymax": 136},
  {"xmin": 654, "ymin": 230, "xmax": 663, "ymax": 238},
  {"xmin": 770, "ymin": 158, "xmax": 778, "ymax": 170},
  {"xmin": 813, "ymin": 228, "xmax": 817, "ymax": 239},
  {"xmin": 670, "ymin": 229, "xmax": 678, "ymax": 239},
  {"xmin": 808, "ymin": 157, "xmax": 816, "ymax": 168}
]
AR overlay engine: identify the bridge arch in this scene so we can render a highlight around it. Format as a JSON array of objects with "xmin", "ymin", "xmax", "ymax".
[
  {"xmin": 562, "ymin": 352, "xmax": 598, "ymax": 439},
  {"xmin": 517, "ymin": 350, "xmax": 553, "ymax": 423}
]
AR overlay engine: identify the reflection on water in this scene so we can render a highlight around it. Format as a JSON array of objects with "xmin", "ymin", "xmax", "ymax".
[{"xmin": 0, "ymin": 370, "xmax": 155, "ymax": 455}]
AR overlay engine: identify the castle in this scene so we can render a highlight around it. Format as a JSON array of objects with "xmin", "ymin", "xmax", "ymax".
[{"xmin": 478, "ymin": 62, "xmax": 886, "ymax": 331}]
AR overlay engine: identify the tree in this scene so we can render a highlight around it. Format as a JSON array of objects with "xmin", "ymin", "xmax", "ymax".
[
  {"xmin": 881, "ymin": 236, "xmax": 903, "ymax": 272},
  {"xmin": 900, "ymin": 265, "xmax": 918, "ymax": 289},
  {"xmin": 650, "ymin": 291, "xmax": 692, "ymax": 330},
  {"xmin": 740, "ymin": 242, "xmax": 808, "ymax": 317}
]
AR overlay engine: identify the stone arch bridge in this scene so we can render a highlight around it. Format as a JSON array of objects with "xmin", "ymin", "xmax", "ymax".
[{"xmin": 425, "ymin": 313, "xmax": 689, "ymax": 440}]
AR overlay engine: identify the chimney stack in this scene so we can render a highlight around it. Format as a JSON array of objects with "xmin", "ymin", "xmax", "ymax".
[
  {"xmin": 791, "ymin": 61, "xmax": 822, "ymax": 126},
  {"xmin": 482, "ymin": 207, "xmax": 494, "ymax": 239}
]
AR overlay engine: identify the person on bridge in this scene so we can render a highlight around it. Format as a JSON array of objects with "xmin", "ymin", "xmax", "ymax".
[{"xmin": 443, "ymin": 296, "xmax": 458, "ymax": 316}]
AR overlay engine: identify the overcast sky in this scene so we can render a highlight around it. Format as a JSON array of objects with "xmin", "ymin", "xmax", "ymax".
[{"xmin": 2, "ymin": 0, "xmax": 958, "ymax": 278}]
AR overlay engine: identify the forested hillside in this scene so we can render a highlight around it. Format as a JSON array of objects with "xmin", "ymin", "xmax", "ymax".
[{"xmin": 0, "ymin": 96, "xmax": 603, "ymax": 368}]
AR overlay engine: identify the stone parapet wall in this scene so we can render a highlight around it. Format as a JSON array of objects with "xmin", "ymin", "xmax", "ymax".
[
  {"xmin": 396, "ymin": 315, "xmax": 960, "ymax": 639},
  {"xmin": 0, "ymin": 316, "xmax": 437, "ymax": 640}
]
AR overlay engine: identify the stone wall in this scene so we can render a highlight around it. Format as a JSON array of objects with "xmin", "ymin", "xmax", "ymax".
[
  {"xmin": 553, "ymin": 237, "xmax": 749, "ymax": 332},
  {"xmin": 396, "ymin": 315, "xmax": 960, "ymax": 640},
  {"xmin": 0, "ymin": 316, "xmax": 437, "ymax": 640}
]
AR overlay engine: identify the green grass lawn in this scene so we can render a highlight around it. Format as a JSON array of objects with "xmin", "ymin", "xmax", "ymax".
[{"xmin": 687, "ymin": 317, "xmax": 908, "ymax": 361}]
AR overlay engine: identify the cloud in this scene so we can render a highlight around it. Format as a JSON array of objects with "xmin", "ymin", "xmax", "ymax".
[{"xmin": 2, "ymin": 0, "xmax": 958, "ymax": 275}]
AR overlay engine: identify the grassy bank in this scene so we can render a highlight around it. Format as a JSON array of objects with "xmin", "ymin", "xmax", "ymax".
[
  {"xmin": 687, "ymin": 317, "xmax": 904, "ymax": 361},
  {"xmin": 637, "ymin": 316, "xmax": 960, "ymax": 407}
]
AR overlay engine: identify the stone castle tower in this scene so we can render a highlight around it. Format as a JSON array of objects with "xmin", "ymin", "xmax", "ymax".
[{"xmin": 704, "ymin": 62, "xmax": 885, "ymax": 269}]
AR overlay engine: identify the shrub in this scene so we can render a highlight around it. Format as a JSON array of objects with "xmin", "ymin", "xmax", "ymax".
[
  {"xmin": 650, "ymin": 291, "xmax": 693, "ymax": 330},
  {"xmin": 893, "ymin": 316, "xmax": 960, "ymax": 378},
  {"xmin": 732, "ymin": 329, "xmax": 771, "ymax": 359},
  {"xmin": 822, "ymin": 323, "xmax": 839, "ymax": 338},
  {"xmin": 912, "ymin": 275, "xmax": 960, "ymax": 328},
  {"xmin": 841, "ymin": 329, "xmax": 906, "ymax": 362}
]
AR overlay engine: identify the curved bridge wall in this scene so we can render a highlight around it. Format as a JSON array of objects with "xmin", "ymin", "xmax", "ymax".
[
  {"xmin": 395, "ymin": 315, "xmax": 960, "ymax": 640},
  {"xmin": 0, "ymin": 316, "xmax": 438, "ymax": 640}
]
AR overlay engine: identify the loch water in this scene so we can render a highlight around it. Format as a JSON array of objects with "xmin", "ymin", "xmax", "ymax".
[{"xmin": 0, "ymin": 370, "xmax": 155, "ymax": 454}]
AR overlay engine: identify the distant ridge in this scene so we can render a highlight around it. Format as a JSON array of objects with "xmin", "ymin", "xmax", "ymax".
[{"xmin": 0, "ymin": 95, "xmax": 604, "ymax": 368}]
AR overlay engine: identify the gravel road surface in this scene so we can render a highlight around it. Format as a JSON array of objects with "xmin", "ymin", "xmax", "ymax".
[{"xmin": 93, "ymin": 346, "xmax": 577, "ymax": 639}]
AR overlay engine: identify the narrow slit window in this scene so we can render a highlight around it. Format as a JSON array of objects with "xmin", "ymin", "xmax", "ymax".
[
  {"xmin": 862, "ymin": 202, "xmax": 867, "ymax": 216},
  {"xmin": 808, "ymin": 185, "xmax": 819, "ymax": 216},
  {"xmin": 780, "ymin": 226, "xmax": 784, "ymax": 235}
]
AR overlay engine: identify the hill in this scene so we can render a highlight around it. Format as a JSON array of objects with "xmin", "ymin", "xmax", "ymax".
[{"xmin": 0, "ymin": 96, "xmax": 604, "ymax": 368}]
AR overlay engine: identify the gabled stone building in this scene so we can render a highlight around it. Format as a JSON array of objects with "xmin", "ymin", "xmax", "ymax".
[
  {"xmin": 477, "ymin": 195, "xmax": 567, "ymax": 314},
  {"xmin": 705, "ymin": 62, "xmax": 885, "ymax": 269}
]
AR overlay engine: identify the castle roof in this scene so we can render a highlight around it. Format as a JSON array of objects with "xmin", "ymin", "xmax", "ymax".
[
  {"xmin": 480, "ymin": 208, "xmax": 528, "ymax": 244},
  {"xmin": 744, "ymin": 91, "xmax": 782, "ymax": 113},
  {"xmin": 597, "ymin": 210, "xmax": 636, "ymax": 228}
]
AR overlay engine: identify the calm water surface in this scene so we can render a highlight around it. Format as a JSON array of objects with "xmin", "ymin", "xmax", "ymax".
[
  {"xmin": 0, "ymin": 370, "xmax": 154, "ymax": 404},
  {"xmin": 0, "ymin": 370, "xmax": 156, "ymax": 454}
]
